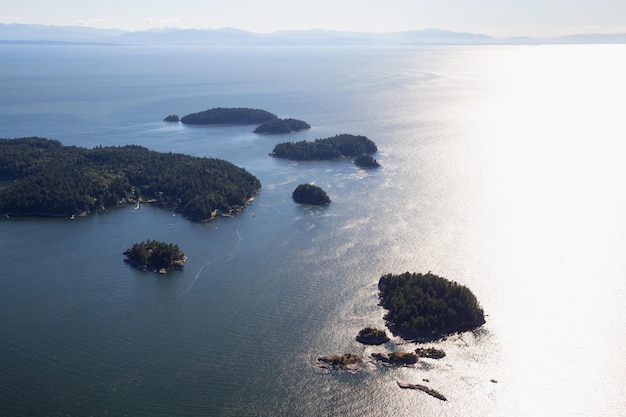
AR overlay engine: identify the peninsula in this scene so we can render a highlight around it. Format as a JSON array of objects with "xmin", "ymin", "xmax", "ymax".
[
  {"xmin": 378, "ymin": 272, "xmax": 485, "ymax": 341},
  {"xmin": 271, "ymin": 134, "xmax": 377, "ymax": 161},
  {"xmin": 0, "ymin": 137, "xmax": 261, "ymax": 221},
  {"xmin": 124, "ymin": 239, "xmax": 186, "ymax": 274},
  {"xmin": 180, "ymin": 107, "xmax": 278, "ymax": 125}
]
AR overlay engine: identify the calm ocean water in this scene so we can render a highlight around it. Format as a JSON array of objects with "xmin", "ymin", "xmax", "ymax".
[{"xmin": 1, "ymin": 44, "xmax": 626, "ymax": 416}]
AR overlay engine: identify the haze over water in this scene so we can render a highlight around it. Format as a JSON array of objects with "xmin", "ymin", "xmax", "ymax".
[{"xmin": 1, "ymin": 44, "xmax": 625, "ymax": 416}]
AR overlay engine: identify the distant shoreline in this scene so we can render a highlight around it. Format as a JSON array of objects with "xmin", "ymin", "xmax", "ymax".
[{"xmin": 2, "ymin": 24, "xmax": 626, "ymax": 46}]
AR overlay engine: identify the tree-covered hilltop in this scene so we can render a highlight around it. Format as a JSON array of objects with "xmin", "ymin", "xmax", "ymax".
[
  {"xmin": 180, "ymin": 107, "xmax": 278, "ymax": 125},
  {"xmin": 271, "ymin": 134, "xmax": 377, "ymax": 160},
  {"xmin": 292, "ymin": 184, "xmax": 331, "ymax": 205},
  {"xmin": 124, "ymin": 239, "xmax": 186, "ymax": 273},
  {"xmin": 253, "ymin": 118, "xmax": 311, "ymax": 134},
  {"xmin": 378, "ymin": 272, "xmax": 485, "ymax": 341},
  {"xmin": 0, "ymin": 137, "xmax": 261, "ymax": 221}
]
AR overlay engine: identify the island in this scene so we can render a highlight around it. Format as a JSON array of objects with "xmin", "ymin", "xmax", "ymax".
[
  {"xmin": 415, "ymin": 347, "xmax": 446, "ymax": 359},
  {"xmin": 292, "ymin": 184, "xmax": 330, "ymax": 205},
  {"xmin": 124, "ymin": 239, "xmax": 186, "ymax": 274},
  {"xmin": 378, "ymin": 272, "xmax": 485, "ymax": 341},
  {"xmin": 180, "ymin": 107, "xmax": 278, "ymax": 125},
  {"xmin": 354, "ymin": 154, "xmax": 380, "ymax": 168},
  {"xmin": 253, "ymin": 118, "xmax": 310, "ymax": 134},
  {"xmin": 0, "ymin": 137, "xmax": 261, "ymax": 221},
  {"xmin": 316, "ymin": 354, "xmax": 362, "ymax": 372},
  {"xmin": 356, "ymin": 327, "xmax": 390, "ymax": 345},
  {"xmin": 163, "ymin": 114, "xmax": 180, "ymax": 122},
  {"xmin": 271, "ymin": 134, "xmax": 377, "ymax": 161},
  {"xmin": 397, "ymin": 381, "xmax": 447, "ymax": 401},
  {"xmin": 371, "ymin": 351, "xmax": 418, "ymax": 366}
]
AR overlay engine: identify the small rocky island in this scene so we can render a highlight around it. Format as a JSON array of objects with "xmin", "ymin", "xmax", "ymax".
[
  {"xmin": 163, "ymin": 114, "xmax": 180, "ymax": 122},
  {"xmin": 378, "ymin": 272, "xmax": 486, "ymax": 341},
  {"xmin": 354, "ymin": 154, "xmax": 380, "ymax": 168},
  {"xmin": 292, "ymin": 184, "xmax": 331, "ymax": 205},
  {"xmin": 253, "ymin": 118, "xmax": 310, "ymax": 134},
  {"xmin": 356, "ymin": 327, "xmax": 390, "ymax": 345},
  {"xmin": 415, "ymin": 347, "xmax": 446, "ymax": 359},
  {"xmin": 397, "ymin": 381, "xmax": 447, "ymax": 401},
  {"xmin": 371, "ymin": 351, "xmax": 418, "ymax": 366},
  {"xmin": 317, "ymin": 354, "xmax": 362, "ymax": 372},
  {"xmin": 180, "ymin": 107, "xmax": 278, "ymax": 125},
  {"xmin": 124, "ymin": 239, "xmax": 186, "ymax": 274}
]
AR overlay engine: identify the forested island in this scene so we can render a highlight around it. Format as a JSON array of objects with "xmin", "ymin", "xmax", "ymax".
[
  {"xmin": 378, "ymin": 272, "xmax": 486, "ymax": 341},
  {"xmin": 124, "ymin": 240, "xmax": 186, "ymax": 273},
  {"xmin": 0, "ymin": 137, "xmax": 261, "ymax": 221},
  {"xmin": 354, "ymin": 154, "xmax": 380, "ymax": 168},
  {"xmin": 271, "ymin": 134, "xmax": 377, "ymax": 160},
  {"xmin": 180, "ymin": 107, "xmax": 278, "ymax": 125},
  {"xmin": 292, "ymin": 184, "xmax": 331, "ymax": 205},
  {"xmin": 253, "ymin": 118, "xmax": 310, "ymax": 134}
]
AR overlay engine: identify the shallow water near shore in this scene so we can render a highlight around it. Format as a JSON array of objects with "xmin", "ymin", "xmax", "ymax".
[{"xmin": 1, "ymin": 44, "xmax": 626, "ymax": 416}]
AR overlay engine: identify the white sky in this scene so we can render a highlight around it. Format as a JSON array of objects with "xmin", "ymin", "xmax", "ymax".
[{"xmin": 2, "ymin": 0, "xmax": 626, "ymax": 37}]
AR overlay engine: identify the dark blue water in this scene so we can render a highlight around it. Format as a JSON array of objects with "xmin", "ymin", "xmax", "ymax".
[{"xmin": 1, "ymin": 44, "xmax": 626, "ymax": 416}]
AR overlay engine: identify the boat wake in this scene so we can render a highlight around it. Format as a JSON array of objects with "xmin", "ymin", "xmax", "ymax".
[{"xmin": 179, "ymin": 228, "xmax": 242, "ymax": 296}]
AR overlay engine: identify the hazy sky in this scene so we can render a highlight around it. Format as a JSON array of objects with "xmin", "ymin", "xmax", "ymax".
[{"xmin": 2, "ymin": 0, "xmax": 626, "ymax": 37}]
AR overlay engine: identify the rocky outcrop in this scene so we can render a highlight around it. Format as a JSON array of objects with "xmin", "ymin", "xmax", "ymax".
[
  {"xmin": 163, "ymin": 114, "xmax": 180, "ymax": 122},
  {"xmin": 316, "ymin": 354, "xmax": 362, "ymax": 372},
  {"xmin": 397, "ymin": 381, "xmax": 447, "ymax": 401}
]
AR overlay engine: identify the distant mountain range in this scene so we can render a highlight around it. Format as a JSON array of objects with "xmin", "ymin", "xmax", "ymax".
[{"xmin": 1, "ymin": 23, "xmax": 625, "ymax": 46}]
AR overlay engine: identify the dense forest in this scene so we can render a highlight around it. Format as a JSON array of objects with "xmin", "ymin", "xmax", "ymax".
[
  {"xmin": 0, "ymin": 137, "xmax": 261, "ymax": 220},
  {"xmin": 253, "ymin": 118, "xmax": 311, "ymax": 134},
  {"xmin": 271, "ymin": 134, "xmax": 377, "ymax": 160},
  {"xmin": 180, "ymin": 107, "xmax": 278, "ymax": 125},
  {"xmin": 124, "ymin": 239, "xmax": 186, "ymax": 272},
  {"xmin": 378, "ymin": 272, "xmax": 485, "ymax": 340},
  {"xmin": 292, "ymin": 184, "xmax": 331, "ymax": 205}
]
